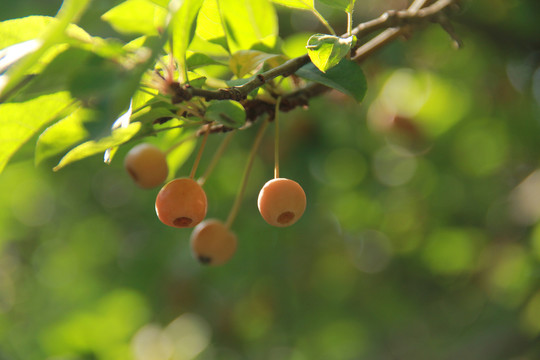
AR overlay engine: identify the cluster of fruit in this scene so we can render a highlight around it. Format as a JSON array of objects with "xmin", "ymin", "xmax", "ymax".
[{"xmin": 123, "ymin": 133, "xmax": 306, "ymax": 266}]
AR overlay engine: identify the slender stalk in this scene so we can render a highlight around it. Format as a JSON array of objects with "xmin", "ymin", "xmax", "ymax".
[
  {"xmin": 274, "ymin": 97, "xmax": 282, "ymax": 179},
  {"xmin": 198, "ymin": 131, "xmax": 235, "ymax": 186},
  {"xmin": 225, "ymin": 118, "xmax": 269, "ymax": 229},
  {"xmin": 189, "ymin": 126, "xmax": 210, "ymax": 179},
  {"xmin": 312, "ymin": 9, "xmax": 336, "ymax": 35}
]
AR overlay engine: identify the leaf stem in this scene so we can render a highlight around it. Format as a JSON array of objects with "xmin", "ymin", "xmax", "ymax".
[
  {"xmin": 225, "ymin": 118, "xmax": 269, "ymax": 229},
  {"xmin": 198, "ymin": 131, "xmax": 235, "ymax": 186},
  {"xmin": 312, "ymin": 9, "xmax": 336, "ymax": 36},
  {"xmin": 189, "ymin": 126, "xmax": 210, "ymax": 179},
  {"xmin": 274, "ymin": 97, "xmax": 281, "ymax": 179}
]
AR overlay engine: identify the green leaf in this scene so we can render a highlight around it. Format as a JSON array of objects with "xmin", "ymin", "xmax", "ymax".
[
  {"xmin": 282, "ymin": 32, "xmax": 312, "ymax": 58},
  {"xmin": 159, "ymin": 125, "xmax": 196, "ymax": 180},
  {"xmin": 15, "ymin": 47, "xmax": 91, "ymax": 100},
  {"xmin": 35, "ymin": 107, "xmax": 95, "ymax": 165},
  {"xmin": 218, "ymin": 0, "xmax": 278, "ymax": 53},
  {"xmin": 101, "ymin": 0, "xmax": 168, "ymax": 35},
  {"xmin": 186, "ymin": 52, "xmax": 225, "ymax": 69},
  {"xmin": 131, "ymin": 106, "xmax": 176, "ymax": 125},
  {"xmin": 147, "ymin": 0, "xmax": 170, "ymax": 7},
  {"xmin": 205, "ymin": 100, "xmax": 246, "ymax": 128},
  {"xmin": 306, "ymin": 34, "xmax": 353, "ymax": 73},
  {"xmin": 296, "ymin": 59, "xmax": 366, "ymax": 102},
  {"xmin": 0, "ymin": 92, "xmax": 73, "ymax": 173},
  {"xmin": 188, "ymin": 34, "xmax": 229, "ymax": 57},
  {"xmin": 188, "ymin": 75, "xmax": 207, "ymax": 88},
  {"xmin": 67, "ymin": 36, "xmax": 165, "ymax": 137},
  {"xmin": 0, "ymin": 0, "xmax": 91, "ymax": 100},
  {"xmin": 271, "ymin": 0, "xmax": 313, "ymax": 10},
  {"xmin": 0, "ymin": 16, "xmax": 53, "ymax": 50},
  {"xmin": 53, "ymin": 122, "xmax": 142, "ymax": 171},
  {"xmin": 229, "ymin": 50, "xmax": 284, "ymax": 78},
  {"xmin": 170, "ymin": 0, "xmax": 205, "ymax": 81},
  {"xmin": 195, "ymin": 0, "xmax": 228, "ymax": 52},
  {"xmin": 316, "ymin": 0, "xmax": 354, "ymax": 12}
]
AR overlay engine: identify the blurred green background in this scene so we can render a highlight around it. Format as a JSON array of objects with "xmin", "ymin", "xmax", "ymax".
[{"xmin": 1, "ymin": 0, "xmax": 540, "ymax": 359}]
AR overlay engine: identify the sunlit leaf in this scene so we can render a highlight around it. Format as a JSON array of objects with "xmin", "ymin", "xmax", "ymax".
[
  {"xmin": 229, "ymin": 50, "xmax": 284, "ymax": 78},
  {"xmin": 148, "ymin": 0, "xmax": 170, "ymax": 7},
  {"xmin": 0, "ymin": 92, "xmax": 73, "ymax": 173},
  {"xmin": 0, "ymin": 16, "xmax": 53, "ymax": 50},
  {"xmin": 0, "ymin": 40, "xmax": 41, "ymax": 74},
  {"xmin": 14, "ymin": 47, "xmax": 90, "ymax": 100},
  {"xmin": 170, "ymin": 0, "xmax": 205, "ymax": 82},
  {"xmin": 101, "ymin": 0, "xmax": 168, "ymax": 35},
  {"xmin": 306, "ymin": 34, "xmax": 354, "ymax": 73},
  {"xmin": 296, "ymin": 59, "xmax": 366, "ymax": 102},
  {"xmin": 151, "ymin": 118, "xmax": 197, "ymax": 180},
  {"xmin": 282, "ymin": 32, "xmax": 312, "ymax": 58},
  {"xmin": 104, "ymin": 100, "xmax": 134, "ymax": 164},
  {"xmin": 316, "ymin": 0, "xmax": 354, "ymax": 12},
  {"xmin": 53, "ymin": 122, "xmax": 142, "ymax": 171},
  {"xmin": 0, "ymin": 0, "xmax": 91, "ymax": 99},
  {"xmin": 166, "ymin": 134, "xmax": 197, "ymax": 180},
  {"xmin": 195, "ymin": 0, "xmax": 228, "ymax": 52},
  {"xmin": 271, "ymin": 0, "xmax": 313, "ymax": 10},
  {"xmin": 186, "ymin": 52, "xmax": 226, "ymax": 69},
  {"xmin": 67, "ymin": 37, "xmax": 164, "ymax": 138},
  {"xmin": 205, "ymin": 100, "xmax": 246, "ymax": 128},
  {"xmin": 35, "ymin": 107, "xmax": 95, "ymax": 165},
  {"xmin": 218, "ymin": 0, "xmax": 278, "ymax": 53},
  {"xmin": 131, "ymin": 106, "xmax": 177, "ymax": 125}
]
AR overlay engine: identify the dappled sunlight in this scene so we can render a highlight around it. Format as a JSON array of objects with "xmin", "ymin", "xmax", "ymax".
[
  {"xmin": 509, "ymin": 169, "xmax": 540, "ymax": 225},
  {"xmin": 481, "ymin": 243, "xmax": 535, "ymax": 308},
  {"xmin": 421, "ymin": 227, "xmax": 484, "ymax": 276},
  {"xmin": 132, "ymin": 313, "xmax": 211, "ymax": 360},
  {"xmin": 345, "ymin": 230, "xmax": 392, "ymax": 274},
  {"xmin": 373, "ymin": 145, "xmax": 417, "ymax": 187}
]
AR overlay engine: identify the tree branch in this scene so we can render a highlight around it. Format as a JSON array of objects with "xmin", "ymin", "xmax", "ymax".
[
  {"xmin": 351, "ymin": 0, "xmax": 458, "ymax": 40},
  {"xmin": 171, "ymin": 0, "xmax": 460, "ymax": 133}
]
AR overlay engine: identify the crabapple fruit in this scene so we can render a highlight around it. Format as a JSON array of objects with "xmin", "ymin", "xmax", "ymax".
[
  {"xmin": 190, "ymin": 219, "xmax": 237, "ymax": 266},
  {"xmin": 257, "ymin": 178, "xmax": 306, "ymax": 227},
  {"xmin": 124, "ymin": 143, "xmax": 168, "ymax": 189},
  {"xmin": 155, "ymin": 178, "xmax": 207, "ymax": 228}
]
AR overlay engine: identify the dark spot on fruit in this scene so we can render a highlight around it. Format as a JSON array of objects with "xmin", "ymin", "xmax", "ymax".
[
  {"xmin": 277, "ymin": 211, "xmax": 295, "ymax": 224},
  {"xmin": 198, "ymin": 255, "xmax": 212, "ymax": 264},
  {"xmin": 174, "ymin": 217, "xmax": 193, "ymax": 227},
  {"xmin": 127, "ymin": 167, "xmax": 138, "ymax": 181}
]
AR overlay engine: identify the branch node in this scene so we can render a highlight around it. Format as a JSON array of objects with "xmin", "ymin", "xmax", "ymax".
[{"xmin": 170, "ymin": 82, "xmax": 193, "ymax": 104}]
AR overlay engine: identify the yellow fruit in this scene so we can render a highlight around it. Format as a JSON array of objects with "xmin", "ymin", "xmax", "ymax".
[
  {"xmin": 190, "ymin": 219, "xmax": 237, "ymax": 266},
  {"xmin": 155, "ymin": 178, "xmax": 207, "ymax": 228},
  {"xmin": 124, "ymin": 143, "xmax": 168, "ymax": 189},
  {"xmin": 257, "ymin": 178, "xmax": 306, "ymax": 227}
]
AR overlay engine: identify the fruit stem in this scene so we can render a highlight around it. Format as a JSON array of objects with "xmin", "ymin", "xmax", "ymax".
[
  {"xmin": 274, "ymin": 97, "xmax": 281, "ymax": 179},
  {"xmin": 198, "ymin": 131, "xmax": 235, "ymax": 186},
  {"xmin": 189, "ymin": 126, "xmax": 210, "ymax": 179},
  {"xmin": 225, "ymin": 118, "xmax": 269, "ymax": 229}
]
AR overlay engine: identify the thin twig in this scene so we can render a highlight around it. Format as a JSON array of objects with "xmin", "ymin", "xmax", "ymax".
[
  {"xmin": 225, "ymin": 118, "xmax": 269, "ymax": 229},
  {"xmin": 198, "ymin": 131, "xmax": 235, "ymax": 186}
]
